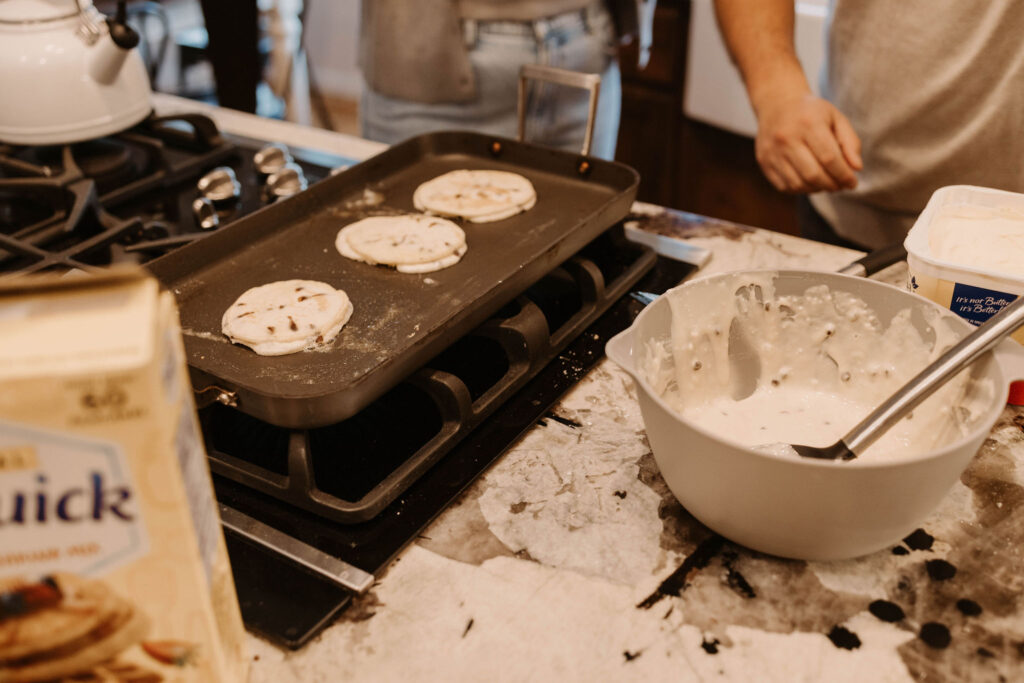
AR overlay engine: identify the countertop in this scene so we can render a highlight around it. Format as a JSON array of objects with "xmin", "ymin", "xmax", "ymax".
[{"xmin": 154, "ymin": 96, "xmax": 1024, "ymax": 682}]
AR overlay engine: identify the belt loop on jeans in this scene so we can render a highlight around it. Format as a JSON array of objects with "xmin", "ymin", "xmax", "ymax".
[
  {"xmin": 581, "ymin": 3, "xmax": 596, "ymax": 33},
  {"xmin": 531, "ymin": 16, "xmax": 550, "ymax": 44},
  {"xmin": 462, "ymin": 18, "xmax": 478, "ymax": 48},
  {"xmin": 530, "ymin": 17, "xmax": 550, "ymax": 64}
]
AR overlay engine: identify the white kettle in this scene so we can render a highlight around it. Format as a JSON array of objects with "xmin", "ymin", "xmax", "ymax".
[{"xmin": 0, "ymin": 0, "xmax": 152, "ymax": 145}]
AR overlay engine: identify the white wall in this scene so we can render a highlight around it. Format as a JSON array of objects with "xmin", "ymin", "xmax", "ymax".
[{"xmin": 304, "ymin": 0, "xmax": 363, "ymax": 98}]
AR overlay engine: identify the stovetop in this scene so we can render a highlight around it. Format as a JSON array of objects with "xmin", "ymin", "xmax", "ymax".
[
  {"xmin": 0, "ymin": 113, "xmax": 351, "ymax": 273},
  {"xmin": 0, "ymin": 115, "xmax": 695, "ymax": 649}
]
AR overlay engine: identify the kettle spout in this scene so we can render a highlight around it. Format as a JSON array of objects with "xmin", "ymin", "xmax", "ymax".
[{"xmin": 87, "ymin": 7, "xmax": 141, "ymax": 85}]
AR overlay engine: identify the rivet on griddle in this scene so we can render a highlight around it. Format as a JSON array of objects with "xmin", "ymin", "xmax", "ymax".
[
  {"xmin": 577, "ymin": 159, "xmax": 592, "ymax": 176},
  {"xmin": 490, "ymin": 141, "xmax": 503, "ymax": 156},
  {"xmin": 216, "ymin": 391, "xmax": 238, "ymax": 407}
]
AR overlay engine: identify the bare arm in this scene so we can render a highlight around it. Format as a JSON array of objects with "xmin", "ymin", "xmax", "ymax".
[
  {"xmin": 714, "ymin": 0, "xmax": 806, "ymax": 113},
  {"xmin": 713, "ymin": 0, "xmax": 862, "ymax": 193}
]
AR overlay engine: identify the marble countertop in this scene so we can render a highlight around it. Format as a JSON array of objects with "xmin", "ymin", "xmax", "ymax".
[{"xmin": 153, "ymin": 96, "xmax": 1024, "ymax": 682}]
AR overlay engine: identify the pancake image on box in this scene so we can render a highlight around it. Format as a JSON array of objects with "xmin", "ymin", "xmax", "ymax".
[
  {"xmin": 221, "ymin": 279, "xmax": 354, "ymax": 356},
  {"xmin": 0, "ymin": 573, "xmax": 151, "ymax": 682},
  {"xmin": 335, "ymin": 215, "xmax": 467, "ymax": 273},
  {"xmin": 413, "ymin": 170, "xmax": 536, "ymax": 223}
]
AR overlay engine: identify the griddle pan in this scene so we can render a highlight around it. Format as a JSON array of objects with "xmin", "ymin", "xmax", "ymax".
[{"xmin": 146, "ymin": 131, "xmax": 638, "ymax": 428}]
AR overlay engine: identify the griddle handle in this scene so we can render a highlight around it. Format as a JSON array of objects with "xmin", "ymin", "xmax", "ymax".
[{"xmin": 517, "ymin": 64, "xmax": 601, "ymax": 157}]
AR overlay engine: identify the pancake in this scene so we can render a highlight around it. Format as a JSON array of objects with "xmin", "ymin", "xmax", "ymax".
[
  {"xmin": 0, "ymin": 574, "xmax": 149, "ymax": 683},
  {"xmin": 335, "ymin": 215, "xmax": 467, "ymax": 273},
  {"xmin": 0, "ymin": 574, "xmax": 115, "ymax": 662},
  {"xmin": 413, "ymin": 170, "xmax": 536, "ymax": 223},
  {"xmin": 2, "ymin": 607, "xmax": 149, "ymax": 682},
  {"xmin": 221, "ymin": 279, "xmax": 353, "ymax": 356}
]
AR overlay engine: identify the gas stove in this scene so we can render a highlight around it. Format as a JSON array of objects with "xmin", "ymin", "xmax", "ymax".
[
  {"xmin": 0, "ymin": 113, "xmax": 694, "ymax": 648},
  {"xmin": 0, "ymin": 113, "xmax": 349, "ymax": 272}
]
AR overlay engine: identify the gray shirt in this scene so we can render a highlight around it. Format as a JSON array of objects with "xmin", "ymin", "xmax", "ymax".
[{"xmin": 810, "ymin": 0, "xmax": 1024, "ymax": 249}]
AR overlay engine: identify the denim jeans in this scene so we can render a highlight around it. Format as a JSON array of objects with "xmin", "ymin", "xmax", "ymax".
[{"xmin": 360, "ymin": 3, "xmax": 622, "ymax": 160}]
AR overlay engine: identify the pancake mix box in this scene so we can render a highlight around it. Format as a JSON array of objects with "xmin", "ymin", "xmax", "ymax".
[{"xmin": 0, "ymin": 269, "xmax": 248, "ymax": 682}]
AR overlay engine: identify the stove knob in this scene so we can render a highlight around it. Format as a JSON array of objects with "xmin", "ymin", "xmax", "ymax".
[
  {"xmin": 197, "ymin": 166, "xmax": 241, "ymax": 206},
  {"xmin": 265, "ymin": 163, "xmax": 308, "ymax": 201},
  {"xmin": 192, "ymin": 197, "xmax": 220, "ymax": 230},
  {"xmin": 254, "ymin": 143, "xmax": 293, "ymax": 177}
]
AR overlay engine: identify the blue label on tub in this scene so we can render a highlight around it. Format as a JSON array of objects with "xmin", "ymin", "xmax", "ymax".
[{"xmin": 950, "ymin": 283, "xmax": 1017, "ymax": 326}]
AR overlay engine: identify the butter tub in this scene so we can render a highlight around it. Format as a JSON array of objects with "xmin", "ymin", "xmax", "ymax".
[
  {"xmin": 905, "ymin": 185, "xmax": 1024, "ymax": 341},
  {"xmin": 905, "ymin": 185, "xmax": 1024, "ymax": 402}
]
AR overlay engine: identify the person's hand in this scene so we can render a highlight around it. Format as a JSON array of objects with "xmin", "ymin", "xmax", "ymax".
[{"xmin": 753, "ymin": 92, "xmax": 863, "ymax": 194}]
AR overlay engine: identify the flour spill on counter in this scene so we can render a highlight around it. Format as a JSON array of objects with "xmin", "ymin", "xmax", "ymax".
[{"xmin": 643, "ymin": 273, "xmax": 993, "ymax": 462}]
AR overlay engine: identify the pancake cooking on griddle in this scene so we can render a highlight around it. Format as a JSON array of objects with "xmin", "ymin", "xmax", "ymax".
[
  {"xmin": 335, "ymin": 214, "xmax": 467, "ymax": 273},
  {"xmin": 221, "ymin": 279, "xmax": 354, "ymax": 356},
  {"xmin": 413, "ymin": 169, "xmax": 536, "ymax": 223}
]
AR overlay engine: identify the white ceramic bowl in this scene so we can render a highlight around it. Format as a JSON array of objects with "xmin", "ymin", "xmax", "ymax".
[{"xmin": 606, "ymin": 270, "xmax": 1024, "ymax": 560}]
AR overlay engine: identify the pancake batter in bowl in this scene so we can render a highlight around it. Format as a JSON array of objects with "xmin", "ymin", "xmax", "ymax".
[{"xmin": 646, "ymin": 273, "xmax": 991, "ymax": 462}]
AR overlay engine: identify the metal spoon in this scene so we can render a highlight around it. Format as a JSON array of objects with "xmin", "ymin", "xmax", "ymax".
[{"xmin": 793, "ymin": 294, "xmax": 1024, "ymax": 461}]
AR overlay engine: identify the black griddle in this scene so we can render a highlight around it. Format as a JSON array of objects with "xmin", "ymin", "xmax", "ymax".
[{"xmin": 146, "ymin": 132, "xmax": 639, "ymax": 429}]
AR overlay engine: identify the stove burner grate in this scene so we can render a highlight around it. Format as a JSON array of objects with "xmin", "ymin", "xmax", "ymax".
[
  {"xmin": 0, "ymin": 113, "xmax": 238, "ymax": 273},
  {"xmin": 0, "ymin": 147, "xmax": 146, "ymax": 274}
]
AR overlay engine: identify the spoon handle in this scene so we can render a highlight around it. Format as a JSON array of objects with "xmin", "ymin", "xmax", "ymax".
[{"xmin": 844, "ymin": 295, "xmax": 1024, "ymax": 455}]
